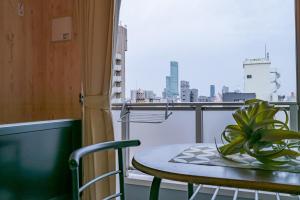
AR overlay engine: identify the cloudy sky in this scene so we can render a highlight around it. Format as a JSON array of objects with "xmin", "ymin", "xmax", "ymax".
[{"xmin": 119, "ymin": 0, "xmax": 296, "ymax": 98}]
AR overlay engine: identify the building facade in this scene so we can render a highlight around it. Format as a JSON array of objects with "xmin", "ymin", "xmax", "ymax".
[
  {"xmin": 222, "ymin": 86, "xmax": 229, "ymax": 94},
  {"xmin": 210, "ymin": 85, "xmax": 215, "ymax": 97},
  {"xmin": 131, "ymin": 89, "xmax": 157, "ymax": 103},
  {"xmin": 164, "ymin": 61, "xmax": 179, "ymax": 100},
  {"xmin": 111, "ymin": 25, "xmax": 127, "ymax": 103},
  {"xmin": 243, "ymin": 55, "xmax": 280, "ymax": 101},
  {"xmin": 198, "ymin": 96, "xmax": 211, "ymax": 102},
  {"xmin": 180, "ymin": 80, "xmax": 199, "ymax": 102},
  {"xmin": 190, "ymin": 89, "xmax": 199, "ymax": 102},
  {"xmin": 180, "ymin": 80, "xmax": 190, "ymax": 102},
  {"xmin": 222, "ymin": 92, "xmax": 256, "ymax": 102}
]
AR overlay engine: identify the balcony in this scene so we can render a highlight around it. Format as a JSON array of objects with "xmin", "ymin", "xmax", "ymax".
[
  {"xmin": 116, "ymin": 53, "xmax": 122, "ymax": 60},
  {"xmin": 114, "ymin": 64, "xmax": 122, "ymax": 71},
  {"xmin": 112, "ymin": 75, "xmax": 122, "ymax": 83},
  {"xmin": 112, "ymin": 102, "xmax": 298, "ymax": 153},
  {"xmin": 112, "ymin": 102, "xmax": 299, "ymax": 199},
  {"xmin": 112, "ymin": 86, "xmax": 122, "ymax": 94}
]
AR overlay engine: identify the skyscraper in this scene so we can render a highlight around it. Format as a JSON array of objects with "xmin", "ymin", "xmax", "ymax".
[
  {"xmin": 170, "ymin": 61, "xmax": 179, "ymax": 96},
  {"xmin": 210, "ymin": 85, "xmax": 215, "ymax": 97},
  {"xmin": 166, "ymin": 76, "xmax": 171, "ymax": 98},
  {"xmin": 180, "ymin": 80, "xmax": 199, "ymax": 102},
  {"xmin": 165, "ymin": 61, "xmax": 179, "ymax": 100}
]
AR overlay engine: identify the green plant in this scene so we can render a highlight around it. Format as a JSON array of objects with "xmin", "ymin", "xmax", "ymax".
[{"xmin": 217, "ymin": 99, "xmax": 300, "ymax": 165}]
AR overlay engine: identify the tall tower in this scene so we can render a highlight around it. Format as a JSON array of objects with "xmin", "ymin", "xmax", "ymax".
[
  {"xmin": 170, "ymin": 61, "xmax": 179, "ymax": 96},
  {"xmin": 165, "ymin": 61, "xmax": 179, "ymax": 100},
  {"xmin": 243, "ymin": 53, "xmax": 280, "ymax": 101}
]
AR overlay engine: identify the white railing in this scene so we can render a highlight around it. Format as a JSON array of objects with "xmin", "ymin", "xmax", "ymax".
[
  {"xmin": 112, "ymin": 102, "xmax": 298, "ymax": 168},
  {"xmin": 112, "ymin": 102, "xmax": 299, "ymax": 199}
]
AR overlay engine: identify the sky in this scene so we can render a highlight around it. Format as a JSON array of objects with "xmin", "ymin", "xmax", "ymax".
[{"xmin": 119, "ymin": 0, "xmax": 296, "ymax": 98}]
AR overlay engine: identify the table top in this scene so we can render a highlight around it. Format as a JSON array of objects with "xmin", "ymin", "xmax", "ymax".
[{"xmin": 132, "ymin": 143, "xmax": 300, "ymax": 195}]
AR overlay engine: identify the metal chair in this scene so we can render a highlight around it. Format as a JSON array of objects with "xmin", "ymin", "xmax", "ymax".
[{"xmin": 69, "ymin": 140, "xmax": 141, "ymax": 200}]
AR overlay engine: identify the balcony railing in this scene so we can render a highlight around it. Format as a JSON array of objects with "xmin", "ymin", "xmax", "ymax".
[
  {"xmin": 116, "ymin": 53, "xmax": 122, "ymax": 60},
  {"xmin": 112, "ymin": 102, "xmax": 300, "ymax": 199},
  {"xmin": 114, "ymin": 64, "xmax": 122, "ymax": 71},
  {"xmin": 112, "ymin": 102, "xmax": 299, "ymax": 172},
  {"xmin": 112, "ymin": 75, "xmax": 122, "ymax": 83},
  {"xmin": 112, "ymin": 86, "xmax": 122, "ymax": 94}
]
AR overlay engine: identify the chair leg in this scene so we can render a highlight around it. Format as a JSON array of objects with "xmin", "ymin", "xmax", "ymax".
[
  {"xmin": 149, "ymin": 177, "xmax": 161, "ymax": 200},
  {"xmin": 118, "ymin": 149, "xmax": 125, "ymax": 200},
  {"xmin": 188, "ymin": 183, "xmax": 194, "ymax": 199}
]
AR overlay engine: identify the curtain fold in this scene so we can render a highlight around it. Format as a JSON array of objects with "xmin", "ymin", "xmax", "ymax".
[{"xmin": 75, "ymin": 0, "xmax": 120, "ymax": 199}]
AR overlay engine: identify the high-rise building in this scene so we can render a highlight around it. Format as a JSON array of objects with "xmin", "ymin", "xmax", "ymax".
[
  {"xmin": 144, "ymin": 90, "xmax": 156, "ymax": 99},
  {"xmin": 131, "ymin": 89, "xmax": 157, "ymax": 103},
  {"xmin": 180, "ymin": 80, "xmax": 199, "ymax": 102},
  {"xmin": 170, "ymin": 61, "xmax": 179, "ymax": 95},
  {"xmin": 210, "ymin": 85, "xmax": 215, "ymax": 97},
  {"xmin": 111, "ymin": 25, "xmax": 127, "ymax": 103},
  {"xmin": 222, "ymin": 86, "xmax": 229, "ymax": 94},
  {"xmin": 130, "ymin": 90, "xmax": 137, "ymax": 100},
  {"xmin": 162, "ymin": 89, "xmax": 166, "ymax": 99},
  {"xmin": 166, "ymin": 76, "xmax": 171, "ymax": 98},
  {"xmin": 243, "ymin": 54, "xmax": 280, "ymax": 101},
  {"xmin": 164, "ymin": 61, "xmax": 179, "ymax": 100},
  {"xmin": 180, "ymin": 80, "xmax": 190, "ymax": 102},
  {"xmin": 190, "ymin": 89, "xmax": 198, "ymax": 102},
  {"xmin": 135, "ymin": 89, "xmax": 146, "ymax": 103}
]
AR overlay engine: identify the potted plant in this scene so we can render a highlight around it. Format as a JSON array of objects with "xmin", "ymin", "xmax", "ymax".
[{"xmin": 217, "ymin": 99, "xmax": 300, "ymax": 165}]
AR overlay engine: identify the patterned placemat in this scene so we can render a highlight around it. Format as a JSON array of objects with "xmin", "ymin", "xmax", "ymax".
[{"xmin": 169, "ymin": 145, "xmax": 300, "ymax": 173}]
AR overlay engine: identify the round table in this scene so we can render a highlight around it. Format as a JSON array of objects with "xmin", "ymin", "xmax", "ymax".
[{"xmin": 132, "ymin": 143, "xmax": 300, "ymax": 200}]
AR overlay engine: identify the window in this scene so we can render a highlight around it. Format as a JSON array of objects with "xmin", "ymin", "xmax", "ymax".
[{"xmin": 120, "ymin": 0, "xmax": 296, "ymax": 102}]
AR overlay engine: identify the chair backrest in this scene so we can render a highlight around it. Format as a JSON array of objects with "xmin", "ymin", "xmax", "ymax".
[{"xmin": 69, "ymin": 140, "xmax": 141, "ymax": 200}]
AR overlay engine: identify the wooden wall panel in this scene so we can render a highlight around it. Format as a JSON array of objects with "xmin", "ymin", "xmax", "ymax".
[
  {"xmin": 45, "ymin": 0, "xmax": 81, "ymax": 120},
  {"xmin": 0, "ymin": 0, "xmax": 45, "ymax": 123},
  {"xmin": 0, "ymin": 1, "xmax": 4, "ymax": 123},
  {"xmin": 24, "ymin": 0, "xmax": 47, "ymax": 121},
  {"xmin": 0, "ymin": 0, "xmax": 81, "ymax": 124}
]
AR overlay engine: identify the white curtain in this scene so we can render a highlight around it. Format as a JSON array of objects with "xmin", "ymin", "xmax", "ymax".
[{"xmin": 75, "ymin": 0, "xmax": 121, "ymax": 199}]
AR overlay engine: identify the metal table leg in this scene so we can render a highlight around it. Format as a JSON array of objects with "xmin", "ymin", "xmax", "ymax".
[{"xmin": 149, "ymin": 177, "xmax": 162, "ymax": 200}]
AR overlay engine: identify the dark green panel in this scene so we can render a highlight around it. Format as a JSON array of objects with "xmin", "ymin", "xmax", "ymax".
[{"xmin": 0, "ymin": 120, "xmax": 81, "ymax": 200}]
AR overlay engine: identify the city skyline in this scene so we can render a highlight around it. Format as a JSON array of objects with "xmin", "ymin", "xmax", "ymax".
[
  {"xmin": 126, "ymin": 55, "xmax": 296, "ymax": 102},
  {"xmin": 120, "ymin": 0, "xmax": 296, "ymax": 99}
]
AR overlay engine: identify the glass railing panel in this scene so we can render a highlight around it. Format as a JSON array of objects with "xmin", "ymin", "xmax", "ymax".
[
  {"xmin": 203, "ymin": 110, "xmax": 235, "ymax": 144},
  {"xmin": 112, "ymin": 104, "xmax": 294, "ymax": 170},
  {"xmin": 112, "ymin": 110, "xmax": 122, "ymax": 141},
  {"xmin": 202, "ymin": 109, "xmax": 292, "ymax": 144},
  {"xmin": 121, "ymin": 110, "xmax": 195, "ymax": 165}
]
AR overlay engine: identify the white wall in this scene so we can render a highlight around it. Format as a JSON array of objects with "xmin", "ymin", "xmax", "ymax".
[{"xmin": 244, "ymin": 62, "xmax": 272, "ymax": 101}]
